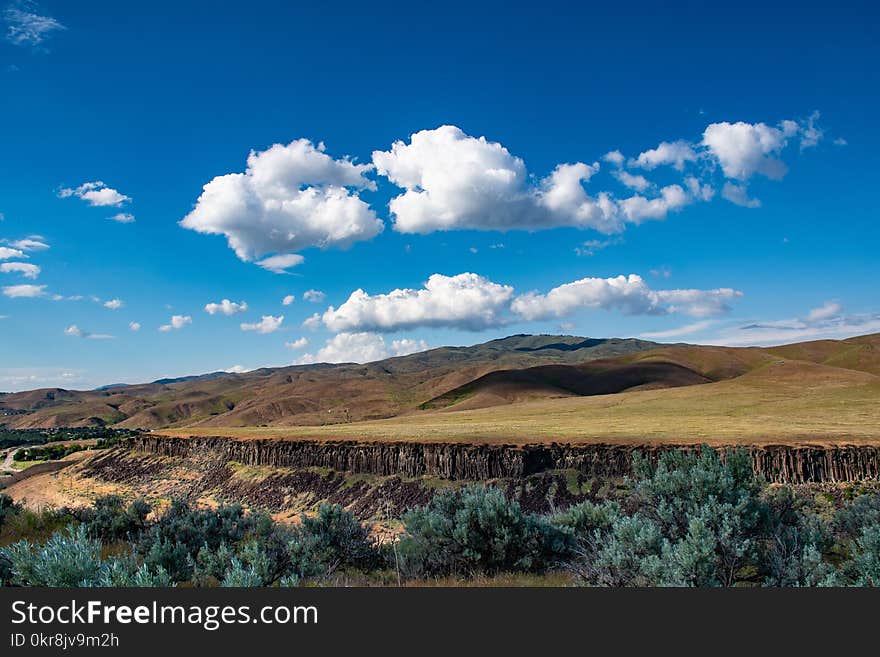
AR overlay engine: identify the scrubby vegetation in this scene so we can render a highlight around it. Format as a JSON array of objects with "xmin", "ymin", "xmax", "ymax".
[
  {"xmin": 396, "ymin": 486, "xmax": 565, "ymax": 577},
  {"xmin": 13, "ymin": 443, "xmax": 86, "ymax": 462},
  {"xmin": 0, "ymin": 427, "xmax": 137, "ymax": 450},
  {"xmin": 1, "ymin": 448, "xmax": 879, "ymax": 587}
]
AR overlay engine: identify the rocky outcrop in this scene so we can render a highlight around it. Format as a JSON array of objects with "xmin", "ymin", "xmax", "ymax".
[{"xmin": 126, "ymin": 435, "xmax": 880, "ymax": 484}]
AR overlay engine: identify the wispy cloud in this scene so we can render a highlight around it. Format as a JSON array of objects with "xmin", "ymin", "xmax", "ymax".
[
  {"xmin": 7, "ymin": 237, "xmax": 48, "ymax": 251},
  {"xmin": 0, "ymin": 368, "xmax": 84, "ymax": 392},
  {"xmin": 256, "ymin": 253, "xmax": 304, "ymax": 273},
  {"xmin": 0, "ymin": 262, "xmax": 40, "ymax": 278},
  {"xmin": 574, "ymin": 237, "xmax": 622, "ymax": 257},
  {"xmin": 0, "ymin": 246, "xmax": 26, "ymax": 260},
  {"xmin": 3, "ymin": 1, "xmax": 65, "ymax": 48},
  {"xmin": 2, "ymin": 283, "xmax": 45, "ymax": 297},
  {"xmin": 64, "ymin": 324, "xmax": 114, "ymax": 340},
  {"xmin": 705, "ymin": 301, "xmax": 880, "ymax": 346},
  {"xmin": 640, "ymin": 320, "xmax": 718, "ymax": 340}
]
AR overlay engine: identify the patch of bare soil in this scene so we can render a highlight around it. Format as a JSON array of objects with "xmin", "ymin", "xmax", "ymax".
[{"xmin": 2, "ymin": 451, "xmax": 124, "ymax": 510}]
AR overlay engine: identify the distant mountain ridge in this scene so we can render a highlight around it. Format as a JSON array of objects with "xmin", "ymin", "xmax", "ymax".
[
  {"xmin": 0, "ymin": 335, "xmax": 673, "ymax": 429},
  {"xmin": 4, "ymin": 332, "xmax": 877, "ymax": 432}
]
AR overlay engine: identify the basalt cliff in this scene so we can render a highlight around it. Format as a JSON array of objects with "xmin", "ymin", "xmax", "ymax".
[{"xmin": 127, "ymin": 434, "xmax": 880, "ymax": 484}]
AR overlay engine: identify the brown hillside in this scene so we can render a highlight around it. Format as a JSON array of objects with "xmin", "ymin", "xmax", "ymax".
[
  {"xmin": 3, "ymin": 333, "xmax": 879, "ymax": 433},
  {"xmin": 0, "ymin": 335, "xmax": 672, "ymax": 429},
  {"xmin": 421, "ymin": 361, "xmax": 713, "ymax": 411}
]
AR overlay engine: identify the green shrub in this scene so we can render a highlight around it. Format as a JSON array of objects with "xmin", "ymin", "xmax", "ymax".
[
  {"xmin": 192, "ymin": 542, "xmax": 235, "ymax": 585},
  {"xmin": 547, "ymin": 500, "xmax": 621, "ymax": 540},
  {"xmin": 1, "ymin": 525, "xmax": 104, "ymax": 586},
  {"xmin": 831, "ymin": 492, "xmax": 880, "ymax": 586},
  {"xmin": 135, "ymin": 500, "xmax": 255, "ymax": 581},
  {"xmin": 140, "ymin": 536, "xmax": 193, "ymax": 582},
  {"xmin": 0, "ymin": 493, "xmax": 20, "ymax": 530},
  {"xmin": 288, "ymin": 503, "xmax": 379, "ymax": 579},
  {"xmin": 79, "ymin": 495, "xmax": 151, "ymax": 542},
  {"xmin": 96, "ymin": 553, "xmax": 173, "ymax": 587},
  {"xmin": 849, "ymin": 523, "xmax": 880, "ymax": 586},
  {"xmin": 568, "ymin": 448, "xmax": 772, "ymax": 586},
  {"xmin": 761, "ymin": 486, "xmax": 837, "ymax": 587},
  {"xmin": 396, "ymin": 485, "xmax": 560, "ymax": 577},
  {"xmin": 578, "ymin": 514, "xmax": 665, "ymax": 586},
  {"xmin": 834, "ymin": 493, "xmax": 880, "ymax": 539},
  {"xmin": 221, "ymin": 558, "xmax": 264, "ymax": 587}
]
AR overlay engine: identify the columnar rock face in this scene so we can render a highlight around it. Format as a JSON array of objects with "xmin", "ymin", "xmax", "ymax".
[{"xmin": 127, "ymin": 435, "xmax": 880, "ymax": 484}]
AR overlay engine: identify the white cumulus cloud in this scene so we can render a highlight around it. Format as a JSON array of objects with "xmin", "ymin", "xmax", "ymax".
[
  {"xmin": 179, "ymin": 139, "xmax": 383, "ymax": 266},
  {"xmin": 159, "ymin": 315, "xmax": 192, "ymax": 332},
  {"xmin": 807, "ymin": 300, "xmax": 843, "ymax": 322},
  {"xmin": 103, "ymin": 298, "xmax": 123, "ymax": 310},
  {"xmin": 58, "ymin": 181, "xmax": 131, "ymax": 207},
  {"xmin": 320, "ymin": 273, "xmax": 515, "ymax": 333},
  {"xmin": 109, "ymin": 213, "xmax": 135, "ymax": 224},
  {"xmin": 302, "ymin": 313, "xmax": 322, "ymax": 330},
  {"xmin": 613, "ymin": 170, "xmax": 652, "ymax": 192},
  {"xmin": 240, "ymin": 315, "xmax": 283, "ymax": 334},
  {"xmin": 374, "ymin": 125, "xmax": 623, "ymax": 234},
  {"xmin": 702, "ymin": 120, "xmax": 793, "ymax": 181},
  {"xmin": 511, "ymin": 274, "xmax": 742, "ymax": 321},
  {"xmin": 617, "ymin": 184, "xmax": 691, "ymax": 223},
  {"xmin": 372, "ymin": 125, "xmax": 738, "ymax": 237},
  {"xmin": 630, "ymin": 140, "xmax": 698, "ymax": 171},
  {"xmin": 295, "ymin": 332, "xmax": 429, "ymax": 365},
  {"xmin": 602, "ymin": 150, "xmax": 625, "ymax": 166},
  {"xmin": 282, "ymin": 294, "xmax": 295, "ymax": 306},
  {"xmin": 204, "ymin": 299, "xmax": 248, "ymax": 315},
  {"xmin": 129, "ymin": 321, "xmax": 141, "ymax": 331},
  {"xmin": 284, "ymin": 337, "xmax": 309, "ymax": 350}
]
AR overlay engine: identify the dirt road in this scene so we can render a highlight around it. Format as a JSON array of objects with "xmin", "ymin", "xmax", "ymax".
[{"xmin": 1, "ymin": 445, "xmax": 33, "ymax": 473}]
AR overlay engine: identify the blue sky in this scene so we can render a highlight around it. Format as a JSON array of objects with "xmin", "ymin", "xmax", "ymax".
[{"xmin": 0, "ymin": 0, "xmax": 877, "ymax": 391}]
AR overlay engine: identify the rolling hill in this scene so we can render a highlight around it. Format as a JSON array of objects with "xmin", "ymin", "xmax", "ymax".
[
  {"xmin": 0, "ymin": 335, "xmax": 674, "ymax": 429},
  {"xmin": 3, "ymin": 333, "xmax": 879, "ymax": 441},
  {"xmin": 160, "ymin": 333, "xmax": 880, "ymax": 445}
]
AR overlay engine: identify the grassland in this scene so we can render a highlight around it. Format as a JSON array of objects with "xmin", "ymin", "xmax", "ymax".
[
  {"xmin": 6, "ymin": 333, "xmax": 878, "ymax": 446},
  {"xmin": 158, "ymin": 355, "xmax": 880, "ymax": 446}
]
